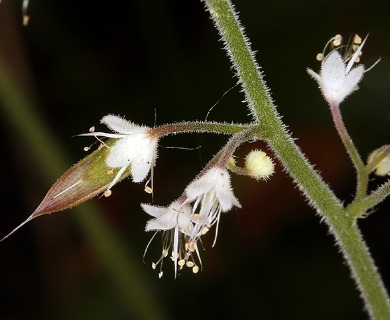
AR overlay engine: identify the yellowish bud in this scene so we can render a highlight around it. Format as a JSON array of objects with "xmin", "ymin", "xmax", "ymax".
[
  {"xmin": 245, "ymin": 150, "xmax": 274, "ymax": 180},
  {"xmin": 368, "ymin": 146, "xmax": 390, "ymax": 176}
]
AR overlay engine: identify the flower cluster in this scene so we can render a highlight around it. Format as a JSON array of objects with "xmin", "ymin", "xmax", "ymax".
[{"xmin": 141, "ymin": 167, "xmax": 241, "ymax": 277}]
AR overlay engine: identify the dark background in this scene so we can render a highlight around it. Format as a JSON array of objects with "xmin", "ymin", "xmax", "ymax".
[{"xmin": 0, "ymin": 0, "xmax": 389, "ymax": 319}]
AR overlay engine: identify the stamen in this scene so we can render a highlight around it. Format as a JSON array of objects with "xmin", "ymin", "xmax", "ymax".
[
  {"xmin": 186, "ymin": 241, "xmax": 197, "ymax": 252},
  {"xmin": 353, "ymin": 34, "xmax": 362, "ymax": 45},
  {"xmin": 316, "ymin": 53, "xmax": 324, "ymax": 61},
  {"xmin": 186, "ymin": 261, "xmax": 195, "ymax": 268},
  {"xmin": 89, "ymin": 126, "xmax": 95, "ymax": 133},
  {"xmin": 178, "ymin": 259, "xmax": 186, "ymax": 268},
  {"xmin": 104, "ymin": 190, "xmax": 112, "ymax": 197},
  {"xmin": 158, "ymin": 271, "xmax": 163, "ymax": 278},
  {"xmin": 192, "ymin": 265, "xmax": 199, "ymax": 274},
  {"xmin": 152, "ymin": 262, "xmax": 157, "ymax": 270},
  {"xmin": 332, "ymin": 34, "xmax": 342, "ymax": 47},
  {"xmin": 144, "ymin": 186, "xmax": 153, "ymax": 194}
]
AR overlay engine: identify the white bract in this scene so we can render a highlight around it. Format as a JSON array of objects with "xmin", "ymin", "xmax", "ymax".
[
  {"xmin": 185, "ymin": 167, "xmax": 241, "ymax": 246},
  {"xmin": 307, "ymin": 36, "xmax": 367, "ymax": 106},
  {"xmin": 82, "ymin": 115, "xmax": 159, "ymax": 191}
]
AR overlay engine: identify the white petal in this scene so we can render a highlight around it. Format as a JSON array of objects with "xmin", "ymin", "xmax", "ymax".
[
  {"xmin": 146, "ymin": 219, "xmax": 172, "ymax": 231},
  {"xmin": 307, "ymin": 68, "xmax": 321, "ymax": 84},
  {"xmin": 321, "ymin": 51, "xmax": 346, "ymax": 103},
  {"xmin": 341, "ymin": 65, "xmax": 365, "ymax": 101},
  {"xmin": 215, "ymin": 186, "xmax": 241, "ymax": 211},
  {"xmin": 141, "ymin": 203, "xmax": 167, "ymax": 218},
  {"xmin": 101, "ymin": 115, "xmax": 144, "ymax": 134},
  {"xmin": 185, "ymin": 168, "xmax": 220, "ymax": 201}
]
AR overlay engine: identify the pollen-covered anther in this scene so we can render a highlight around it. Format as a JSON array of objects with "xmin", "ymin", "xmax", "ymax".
[
  {"xmin": 316, "ymin": 53, "xmax": 324, "ymax": 61},
  {"xmin": 162, "ymin": 249, "xmax": 168, "ymax": 258},
  {"xmin": 193, "ymin": 213, "xmax": 200, "ymax": 222},
  {"xmin": 89, "ymin": 126, "xmax": 95, "ymax": 133},
  {"xmin": 332, "ymin": 34, "xmax": 342, "ymax": 47},
  {"xmin": 192, "ymin": 266, "xmax": 199, "ymax": 274},
  {"xmin": 186, "ymin": 241, "xmax": 197, "ymax": 252},
  {"xmin": 201, "ymin": 226, "xmax": 210, "ymax": 235},
  {"xmin": 83, "ymin": 146, "xmax": 90, "ymax": 152},
  {"xmin": 144, "ymin": 186, "xmax": 153, "ymax": 194},
  {"xmin": 158, "ymin": 272, "xmax": 163, "ymax": 278},
  {"xmin": 178, "ymin": 259, "xmax": 186, "ymax": 269},
  {"xmin": 186, "ymin": 261, "xmax": 195, "ymax": 268},
  {"xmin": 104, "ymin": 190, "xmax": 112, "ymax": 197},
  {"xmin": 152, "ymin": 262, "xmax": 157, "ymax": 270},
  {"xmin": 353, "ymin": 34, "xmax": 362, "ymax": 45}
]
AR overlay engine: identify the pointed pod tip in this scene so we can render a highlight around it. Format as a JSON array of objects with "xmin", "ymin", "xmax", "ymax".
[{"xmin": 0, "ymin": 214, "xmax": 35, "ymax": 243}]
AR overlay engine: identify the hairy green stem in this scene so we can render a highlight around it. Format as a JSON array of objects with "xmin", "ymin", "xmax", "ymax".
[
  {"xmin": 153, "ymin": 121, "xmax": 255, "ymax": 137},
  {"xmin": 347, "ymin": 181, "xmax": 390, "ymax": 219},
  {"xmin": 202, "ymin": 0, "xmax": 390, "ymax": 318}
]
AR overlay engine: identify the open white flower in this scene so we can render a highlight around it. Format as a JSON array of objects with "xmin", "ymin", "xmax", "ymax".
[
  {"xmin": 141, "ymin": 201, "xmax": 199, "ymax": 277},
  {"xmin": 307, "ymin": 36, "xmax": 367, "ymax": 106},
  {"xmin": 185, "ymin": 167, "xmax": 241, "ymax": 246},
  {"xmin": 81, "ymin": 115, "xmax": 159, "ymax": 191}
]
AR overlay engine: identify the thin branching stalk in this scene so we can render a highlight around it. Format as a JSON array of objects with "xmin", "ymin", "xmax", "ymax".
[{"xmin": 202, "ymin": 0, "xmax": 390, "ymax": 318}]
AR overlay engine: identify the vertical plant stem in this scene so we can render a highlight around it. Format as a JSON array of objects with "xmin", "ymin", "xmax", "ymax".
[{"xmin": 202, "ymin": 0, "xmax": 390, "ymax": 318}]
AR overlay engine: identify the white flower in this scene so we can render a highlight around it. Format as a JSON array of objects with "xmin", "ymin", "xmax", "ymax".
[
  {"xmin": 307, "ymin": 36, "xmax": 367, "ymax": 106},
  {"xmin": 141, "ymin": 201, "xmax": 199, "ymax": 277},
  {"xmin": 185, "ymin": 167, "xmax": 241, "ymax": 246},
  {"xmin": 142, "ymin": 201, "xmax": 193, "ymax": 233},
  {"xmin": 81, "ymin": 115, "xmax": 159, "ymax": 191}
]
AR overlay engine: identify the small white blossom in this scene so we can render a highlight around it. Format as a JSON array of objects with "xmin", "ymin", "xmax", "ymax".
[
  {"xmin": 141, "ymin": 201, "xmax": 199, "ymax": 277},
  {"xmin": 185, "ymin": 167, "xmax": 241, "ymax": 246},
  {"xmin": 81, "ymin": 115, "xmax": 159, "ymax": 191},
  {"xmin": 307, "ymin": 36, "xmax": 367, "ymax": 106}
]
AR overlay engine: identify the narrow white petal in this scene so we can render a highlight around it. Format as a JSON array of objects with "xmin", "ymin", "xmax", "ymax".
[
  {"xmin": 141, "ymin": 203, "xmax": 167, "ymax": 218},
  {"xmin": 101, "ymin": 115, "xmax": 144, "ymax": 134},
  {"xmin": 341, "ymin": 65, "xmax": 365, "ymax": 100},
  {"xmin": 307, "ymin": 69, "xmax": 321, "ymax": 83},
  {"xmin": 345, "ymin": 35, "xmax": 368, "ymax": 74}
]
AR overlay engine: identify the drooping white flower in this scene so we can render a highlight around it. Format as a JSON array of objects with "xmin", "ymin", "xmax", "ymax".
[
  {"xmin": 141, "ymin": 201, "xmax": 199, "ymax": 277},
  {"xmin": 81, "ymin": 115, "xmax": 159, "ymax": 191},
  {"xmin": 307, "ymin": 36, "xmax": 367, "ymax": 106},
  {"xmin": 185, "ymin": 167, "xmax": 241, "ymax": 246}
]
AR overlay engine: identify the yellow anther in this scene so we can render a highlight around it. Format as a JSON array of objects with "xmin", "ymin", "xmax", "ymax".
[
  {"xmin": 144, "ymin": 186, "xmax": 153, "ymax": 194},
  {"xmin": 316, "ymin": 53, "xmax": 324, "ymax": 61},
  {"xmin": 192, "ymin": 266, "xmax": 199, "ymax": 274},
  {"xmin": 104, "ymin": 190, "xmax": 112, "ymax": 197},
  {"xmin": 353, "ymin": 34, "xmax": 362, "ymax": 45},
  {"xmin": 332, "ymin": 34, "xmax": 342, "ymax": 47}
]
